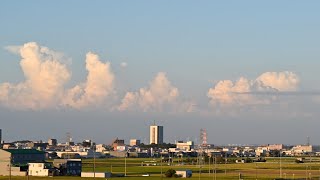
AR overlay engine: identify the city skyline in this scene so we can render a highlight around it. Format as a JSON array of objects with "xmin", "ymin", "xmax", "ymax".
[{"xmin": 1, "ymin": 1, "xmax": 320, "ymax": 144}]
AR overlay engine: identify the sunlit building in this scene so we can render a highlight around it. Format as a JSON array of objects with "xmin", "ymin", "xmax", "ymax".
[{"xmin": 149, "ymin": 125, "xmax": 163, "ymax": 144}]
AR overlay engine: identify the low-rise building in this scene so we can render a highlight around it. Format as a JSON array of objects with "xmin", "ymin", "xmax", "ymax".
[
  {"xmin": 268, "ymin": 144, "xmax": 283, "ymax": 151},
  {"xmin": 53, "ymin": 159, "xmax": 81, "ymax": 176},
  {"xmin": 28, "ymin": 162, "xmax": 56, "ymax": 176},
  {"xmin": 176, "ymin": 141, "xmax": 194, "ymax": 151},
  {"xmin": 176, "ymin": 170, "xmax": 192, "ymax": 178},
  {"xmin": 95, "ymin": 144, "xmax": 106, "ymax": 152},
  {"xmin": 112, "ymin": 138, "xmax": 125, "ymax": 151},
  {"xmin": 48, "ymin": 139, "xmax": 57, "ymax": 146},
  {"xmin": 130, "ymin": 139, "xmax": 141, "ymax": 146},
  {"xmin": 0, "ymin": 149, "xmax": 45, "ymax": 176},
  {"xmin": 292, "ymin": 145, "xmax": 313, "ymax": 155}
]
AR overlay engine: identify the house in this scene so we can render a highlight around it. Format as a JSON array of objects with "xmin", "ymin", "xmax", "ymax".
[
  {"xmin": 53, "ymin": 159, "xmax": 82, "ymax": 176},
  {"xmin": 0, "ymin": 149, "xmax": 45, "ymax": 176},
  {"xmin": 28, "ymin": 162, "xmax": 56, "ymax": 176},
  {"xmin": 112, "ymin": 138, "xmax": 125, "ymax": 151},
  {"xmin": 176, "ymin": 170, "xmax": 192, "ymax": 178}
]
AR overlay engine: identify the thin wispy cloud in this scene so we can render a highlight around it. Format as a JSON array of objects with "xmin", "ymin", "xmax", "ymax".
[
  {"xmin": 233, "ymin": 91, "xmax": 320, "ymax": 96},
  {"xmin": 120, "ymin": 62, "xmax": 128, "ymax": 68}
]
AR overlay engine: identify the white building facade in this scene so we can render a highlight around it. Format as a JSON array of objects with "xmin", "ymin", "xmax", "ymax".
[
  {"xmin": 149, "ymin": 125, "xmax": 163, "ymax": 144},
  {"xmin": 28, "ymin": 163, "xmax": 52, "ymax": 176}
]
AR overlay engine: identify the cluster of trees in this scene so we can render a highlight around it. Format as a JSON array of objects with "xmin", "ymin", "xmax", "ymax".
[
  {"xmin": 165, "ymin": 169, "xmax": 182, "ymax": 178},
  {"xmin": 139, "ymin": 143, "xmax": 176, "ymax": 149}
]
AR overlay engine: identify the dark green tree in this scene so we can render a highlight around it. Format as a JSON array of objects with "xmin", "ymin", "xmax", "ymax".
[{"xmin": 165, "ymin": 169, "xmax": 176, "ymax": 177}]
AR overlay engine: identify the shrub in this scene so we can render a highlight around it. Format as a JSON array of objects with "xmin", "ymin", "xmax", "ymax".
[{"xmin": 165, "ymin": 169, "xmax": 176, "ymax": 177}]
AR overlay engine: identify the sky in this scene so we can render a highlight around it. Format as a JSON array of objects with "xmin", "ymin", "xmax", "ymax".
[{"xmin": 0, "ymin": 1, "xmax": 320, "ymax": 145}]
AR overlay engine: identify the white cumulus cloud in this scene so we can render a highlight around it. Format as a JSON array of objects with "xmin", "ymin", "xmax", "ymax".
[
  {"xmin": 207, "ymin": 71, "xmax": 300, "ymax": 107},
  {"xmin": 0, "ymin": 42, "xmax": 71, "ymax": 109},
  {"xmin": 63, "ymin": 52, "xmax": 115, "ymax": 108},
  {"xmin": 118, "ymin": 72, "xmax": 180, "ymax": 112},
  {"xmin": 256, "ymin": 71, "xmax": 299, "ymax": 91}
]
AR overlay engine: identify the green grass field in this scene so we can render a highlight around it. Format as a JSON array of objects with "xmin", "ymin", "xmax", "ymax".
[{"xmin": 2, "ymin": 157, "xmax": 320, "ymax": 179}]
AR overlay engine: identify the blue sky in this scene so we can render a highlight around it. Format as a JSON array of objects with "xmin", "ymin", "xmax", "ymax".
[{"xmin": 0, "ymin": 1, "xmax": 320, "ymax": 145}]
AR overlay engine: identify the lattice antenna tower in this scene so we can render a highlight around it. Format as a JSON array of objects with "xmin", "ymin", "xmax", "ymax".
[
  {"xmin": 66, "ymin": 132, "xmax": 72, "ymax": 144},
  {"xmin": 200, "ymin": 128, "xmax": 207, "ymax": 147}
]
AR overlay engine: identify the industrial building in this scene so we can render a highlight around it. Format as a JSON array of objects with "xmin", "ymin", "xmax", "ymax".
[
  {"xmin": 0, "ymin": 149, "xmax": 46, "ymax": 176},
  {"xmin": 176, "ymin": 141, "xmax": 194, "ymax": 151}
]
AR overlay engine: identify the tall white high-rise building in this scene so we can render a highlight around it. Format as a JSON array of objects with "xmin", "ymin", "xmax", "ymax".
[{"xmin": 150, "ymin": 125, "xmax": 163, "ymax": 144}]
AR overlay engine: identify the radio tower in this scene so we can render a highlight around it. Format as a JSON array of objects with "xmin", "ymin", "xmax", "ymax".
[
  {"xmin": 200, "ymin": 128, "xmax": 207, "ymax": 147},
  {"xmin": 66, "ymin": 132, "xmax": 72, "ymax": 146},
  {"xmin": 198, "ymin": 128, "xmax": 208, "ymax": 171}
]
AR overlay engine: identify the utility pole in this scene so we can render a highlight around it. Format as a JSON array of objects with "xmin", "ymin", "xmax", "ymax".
[
  {"xmin": 161, "ymin": 154, "xmax": 163, "ymax": 180},
  {"xmin": 93, "ymin": 144, "xmax": 96, "ymax": 180},
  {"xmin": 225, "ymin": 152, "xmax": 227, "ymax": 175},
  {"xmin": 280, "ymin": 150, "xmax": 282, "ymax": 179},
  {"xmin": 255, "ymin": 162, "xmax": 257, "ymax": 180},
  {"xmin": 208, "ymin": 155, "xmax": 210, "ymax": 176},
  {"xmin": 214, "ymin": 156, "xmax": 217, "ymax": 180},
  {"xmin": 9, "ymin": 156, "xmax": 11, "ymax": 180},
  {"xmin": 125, "ymin": 152, "xmax": 127, "ymax": 176}
]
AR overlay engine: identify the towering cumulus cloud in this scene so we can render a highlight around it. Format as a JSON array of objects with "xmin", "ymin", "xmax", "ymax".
[
  {"xmin": 63, "ymin": 52, "xmax": 115, "ymax": 108},
  {"xmin": 207, "ymin": 71, "xmax": 300, "ymax": 107},
  {"xmin": 256, "ymin": 71, "xmax": 299, "ymax": 91},
  {"xmin": 118, "ymin": 72, "xmax": 179, "ymax": 112},
  {"xmin": 0, "ymin": 42, "xmax": 70, "ymax": 109}
]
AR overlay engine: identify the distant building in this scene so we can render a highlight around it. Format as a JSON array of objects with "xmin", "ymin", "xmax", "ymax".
[
  {"xmin": 150, "ymin": 125, "xmax": 163, "ymax": 144},
  {"xmin": 112, "ymin": 138, "xmax": 125, "ymax": 151},
  {"xmin": 82, "ymin": 139, "xmax": 93, "ymax": 148},
  {"xmin": 48, "ymin": 139, "xmax": 57, "ymax": 146},
  {"xmin": 130, "ymin": 139, "xmax": 141, "ymax": 146},
  {"xmin": 53, "ymin": 159, "xmax": 82, "ymax": 176},
  {"xmin": 95, "ymin": 144, "xmax": 106, "ymax": 152},
  {"xmin": 28, "ymin": 162, "xmax": 56, "ymax": 176},
  {"xmin": 292, "ymin": 145, "xmax": 313, "ymax": 155},
  {"xmin": 27, "ymin": 142, "xmax": 49, "ymax": 150},
  {"xmin": 176, "ymin": 141, "xmax": 194, "ymax": 151},
  {"xmin": 2, "ymin": 143, "xmax": 14, "ymax": 149},
  {"xmin": 56, "ymin": 150, "xmax": 101, "ymax": 159},
  {"xmin": 268, "ymin": 144, "xmax": 283, "ymax": 151}
]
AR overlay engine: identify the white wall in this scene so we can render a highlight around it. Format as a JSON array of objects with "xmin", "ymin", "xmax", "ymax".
[
  {"xmin": 81, "ymin": 172, "xmax": 111, "ymax": 178},
  {"xmin": 28, "ymin": 163, "xmax": 49, "ymax": 176}
]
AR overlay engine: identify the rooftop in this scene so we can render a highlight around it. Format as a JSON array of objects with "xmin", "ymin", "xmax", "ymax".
[{"xmin": 4, "ymin": 149, "xmax": 45, "ymax": 154}]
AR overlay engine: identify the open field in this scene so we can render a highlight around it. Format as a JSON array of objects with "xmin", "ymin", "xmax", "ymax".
[{"xmin": 2, "ymin": 157, "xmax": 320, "ymax": 179}]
